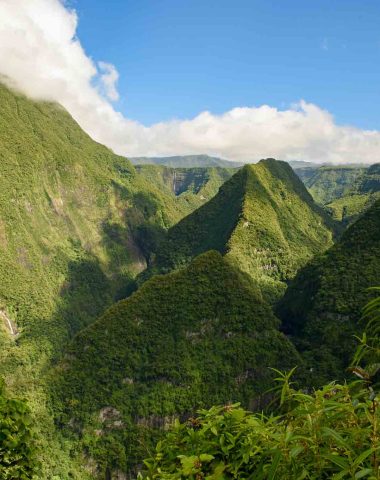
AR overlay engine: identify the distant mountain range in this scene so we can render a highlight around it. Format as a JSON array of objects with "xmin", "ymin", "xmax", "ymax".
[{"xmin": 130, "ymin": 154, "xmax": 245, "ymax": 168}]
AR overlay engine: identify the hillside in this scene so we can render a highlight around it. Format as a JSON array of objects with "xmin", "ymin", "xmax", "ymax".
[
  {"xmin": 53, "ymin": 250, "xmax": 300, "ymax": 477},
  {"xmin": 304, "ymin": 166, "xmax": 366, "ymax": 204},
  {"xmin": 0, "ymin": 82, "xmax": 196, "ymax": 362},
  {"xmin": 296, "ymin": 164, "xmax": 380, "ymax": 224},
  {"xmin": 277, "ymin": 199, "xmax": 380, "ymax": 384},
  {"xmin": 135, "ymin": 164, "xmax": 234, "ymax": 214},
  {"xmin": 130, "ymin": 154, "xmax": 244, "ymax": 168},
  {"xmin": 147, "ymin": 159, "xmax": 337, "ymax": 300},
  {"xmin": 0, "ymin": 82, "xmax": 202, "ymax": 476}
]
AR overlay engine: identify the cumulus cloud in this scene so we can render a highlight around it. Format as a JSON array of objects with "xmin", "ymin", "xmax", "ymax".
[
  {"xmin": 0, "ymin": 0, "xmax": 379, "ymax": 164},
  {"xmin": 98, "ymin": 61, "xmax": 119, "ymax": 101}
]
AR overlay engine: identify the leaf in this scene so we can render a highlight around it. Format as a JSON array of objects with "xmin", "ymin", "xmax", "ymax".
[
  {"xmin": 290, "ymin": 445, "xmax": 304, "ymax": 459},
  {"xmin": 354, "ymin": 468, "xmax": 373, "ymax": 479},
  {"xmin": 199, "ymin": 454, "xmax": 215, "ymax": 463},
  {"xmin": 267, "ymin": 450, "xmax": 282, "ymax": 480}
]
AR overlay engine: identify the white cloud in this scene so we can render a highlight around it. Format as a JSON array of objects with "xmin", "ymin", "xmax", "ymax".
[
  {"xmin": 98, "ymin": 61, "xmax": 119, "ymax": 101},
  {"xmin": 0, "ymin": 0, "xmax": 379, "ymax": 165}
]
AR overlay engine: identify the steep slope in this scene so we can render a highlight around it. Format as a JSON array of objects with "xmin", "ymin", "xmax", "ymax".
[
  {"xmin": 130, "ymin": 154, "xmax": 244, "ymax": 168},
  {"xmin": 53, "ymin": 251, "xmax": 300, "ymax": 477},
  {"xmin": 0, "ymin": 82, "xmax": 190, "ymax": 363},
  {"xmin": 278, "ymin": 199, "xmax": 380, "ymax": 384},
  {"xmin": 135, "ymin": 164, "xmax": 235, "ymax": 213},
  {"xmin": 294, "ymin": 165, "xmax": 319, "ymax": 183},
  {"xmin": 0, "ymin": 82, "xmax": 197, "ymax": 477},
  {"xmin": 148, "ymin": 159, "xmax": 336, "ymax": 300},
  {"xmin": 326, "ymin": 165, "xmax": 380, "ymax": 223},
  {"xmin": 305, "ymin": 166, "xmax": 366, "ymax": 204}
]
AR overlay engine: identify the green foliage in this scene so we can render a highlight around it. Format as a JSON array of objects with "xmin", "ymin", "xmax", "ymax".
[
  {"xmin": 146, "ymin": 159, "xmax": 336, "ymax": 301},
  {"xmin": 140, "ymin": 381, "xmax": 380, "ymax": 479},
  {"xmin": 52, "ymin": 251, "xmax": 300, "ymax": 474},
  {"xmin": 278, "ymin": 201, "xmax": 380, "ymax": 384},
  {"xmin": 302, "ymin": 164, "xmax": 380, "ymax": 224},
  {"xmin": 0, "ymin": 81, "xmax": 216, "ymax": 478},
  {"xmin": 141, "ymin": 290, "xmax": 380, "ymax": 480},
  {"xmin": 305, "ymin": 166, "xmax": 366, "ymax": 205},
  {"xmin": 0, "ymin": 381, "xmax": 40, "ymax": 479},
  {"xmin": 135, "ymin": 164, "xmax": 235, "ymax": 214},
  {"xmin": 326, "ymin": 193, "xmax": 379, "ymax": 225},
  {"xmin": 351, "ymin": 287, "xmax": 380, "ymax": 383}
]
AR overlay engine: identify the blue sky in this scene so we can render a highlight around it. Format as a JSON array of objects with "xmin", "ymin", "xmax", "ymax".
[
  {"xmin": 3, "ymin": 0, "xmax": 378, "ymax": 162},
  {"xmin": 72, "ymin": 0, "xmax": 380, "ymax": 129}
]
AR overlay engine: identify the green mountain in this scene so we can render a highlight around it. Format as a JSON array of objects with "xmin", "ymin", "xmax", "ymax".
[
  {"xmin": 295, "ymin": 163, "xmax": 380, "ymax": 224},
  {"xmin": 0, "ymin": 82, "xmax": 209, "ymax": 476},
  {"xmin": 53, "ymin": 250, "xmax": 300, "ymax": 477},
  {"xmin": 277, "ymin": 199, "xmax": 380, "ymax": 384},
  {"xmin": 135, "ymin": 164, "xmax": 234, "ymax": 214},
  {"xmin": 147, "ymin": 159, "xmax": 336, "ymax": 300},
  {"xmin": 130, "ymin": 154, "xmax": 244, "ymax": 168},
  {"xmin": 305, "ymin": 166, "xmax": 366, "ymax": 204},
  {"xmin": 326, "ymin": 163, "xmax": 380, "ymax": 223},
  {"xmin": 0, "ymin": 82, "xmax": 194, "ymax": 364}
]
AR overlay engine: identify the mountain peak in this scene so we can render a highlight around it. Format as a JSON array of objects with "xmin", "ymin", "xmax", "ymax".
[{"xmin": 146, "ymin": 159, "xmax": 336, "ymax": 300}]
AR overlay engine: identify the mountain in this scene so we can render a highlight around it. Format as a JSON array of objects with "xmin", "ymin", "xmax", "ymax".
[
  {"xmin": 304, "ymin": 166, "xmax": 367, "ymax": 204},
  {"xmin": 130, "ymin": 154, "xmax": 244, "ymax": 168},
  {"xmin": 146, "ymin": 159, "xmax": 337, "ymax": 301},
  {"xmin": 53, "ymin": 250, "xmax": 300, "ymax": 477},
  {"xmin": 0, "ymin": 82, "xmax": 194, "ymax": 361},
  {"xmin": 0, "ymin": 82, "xmax": 209, "ymax": 476},
  {"xmin": 134, "ymin": 164, "xmax": 234, "ymax": 214},
  {"xmin": 287, "ymin": 160, "xmax": 321, "ymax": 169},
  {"xmin": 277, "ymin": 199, "xmax": 380, "ymax": 384}
]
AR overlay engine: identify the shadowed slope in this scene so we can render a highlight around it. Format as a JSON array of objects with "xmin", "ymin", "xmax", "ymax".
[
  {"xmin": 278, "ymin": 199, "xmax": 380, "ymax": 383},
  {"xmin": 53, "ymin": 251, "xmax": 300, "ymax": 476}
]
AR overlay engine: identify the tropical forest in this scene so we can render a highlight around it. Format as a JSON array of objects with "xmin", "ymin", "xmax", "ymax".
[{"xmin": 0, "ymin": 1, "xmax": 379, "ymax": 479}]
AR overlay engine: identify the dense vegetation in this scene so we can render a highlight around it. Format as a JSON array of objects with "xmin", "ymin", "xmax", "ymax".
[
  {"xmin": 141, "ymin": 380, "xmax": 380, "ymax": 479},
  {"xmin": 146, "ymin": 159, "xmax": 336, "ymax": 301},
  {"xmin": 304, "ymin": 166, "xmax": 366, "ymax": 204},
  {"xmin": 278, "ymin": 199, "xmax": 380, "ymax": 384},
  {"xmin": 141, "ymin": 289, "xmax": 380, "ymax": 480},
  {"xmin": 297, "ymin": 164, "xmax": 380, "ymax": 224},
  {"xmin": 135, "ymin": 164, "xmax": 234, "ymax": 215},
  {"xmin": 0, "ymin": 81, "xmax": 216, "ymax": 477},
  {"xmin": 53, "ymin": 251, "xmax": 300, "ymax": 477},
  {"xmin": 1, "ymin": 81, "xmax": 379, "ymax": 480},
  {"xmin": 0, "ymin": 381, "xmax": 40, "ymax": 479}
]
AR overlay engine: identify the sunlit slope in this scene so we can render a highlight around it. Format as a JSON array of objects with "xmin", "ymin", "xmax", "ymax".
[
  {"xmin": 149, "ymin": 159, "xmax": 336, "ymax": 299},
  {"xmin": 135, "ymin": 164, "xmax": 235, "ymax": 214},
  {"xmin": 0, "ymin": 82, "xmax": 187, "ymax": 369}
]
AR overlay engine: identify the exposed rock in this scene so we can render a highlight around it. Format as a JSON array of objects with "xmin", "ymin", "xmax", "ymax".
[{"xmin": 99, "ymin": 406, "xmax": 121, "ymax": 423}]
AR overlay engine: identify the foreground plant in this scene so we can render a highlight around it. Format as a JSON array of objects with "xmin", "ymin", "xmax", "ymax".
[{"xmin": 139, "ymin": 291, "xmax": 380, "ymax": 479}]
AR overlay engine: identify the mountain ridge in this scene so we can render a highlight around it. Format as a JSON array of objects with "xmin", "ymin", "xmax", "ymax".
[{"xmin": 145, "ymin": 158, "xmax": 338, "ymax": 300}]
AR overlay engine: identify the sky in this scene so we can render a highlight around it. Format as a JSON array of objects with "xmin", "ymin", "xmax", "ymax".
[
  {"xmin": 0, "ymin": 0, "xmax": 379, "ymax": 163},
  {"xmin": 73, "ymin": 0, "xmax": 380, "ymax": 129}
]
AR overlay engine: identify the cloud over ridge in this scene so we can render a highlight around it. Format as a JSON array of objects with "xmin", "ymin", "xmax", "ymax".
[{"xmin": 0, "ymin": 0, "xmax": 379, "ymax": 164}]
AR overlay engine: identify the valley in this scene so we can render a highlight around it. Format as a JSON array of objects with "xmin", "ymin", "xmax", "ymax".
[{"xmin": 0, "ymin": 82, "xmax": 379, "ymax": 479}]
